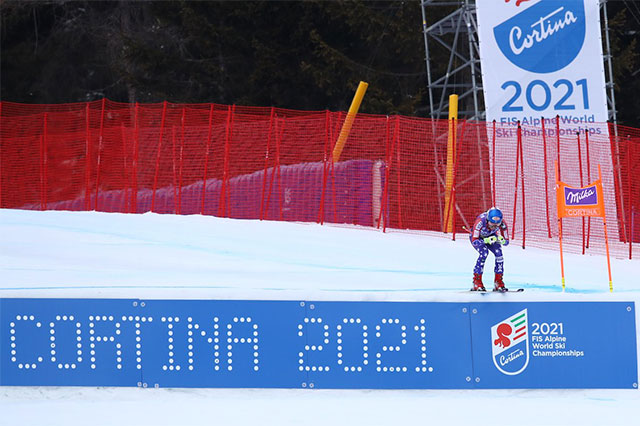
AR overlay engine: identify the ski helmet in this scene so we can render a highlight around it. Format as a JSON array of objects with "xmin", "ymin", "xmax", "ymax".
[{"xmin": 486, "ymin": 207, "xmax": 503, "ymax": 225}]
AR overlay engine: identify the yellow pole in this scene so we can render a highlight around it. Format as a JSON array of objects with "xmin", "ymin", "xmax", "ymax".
[
  {"xmin": 332, "ymin": 81, "xmax": 368, "ymax": 163},
  {"xmin": 444, "ymin": 94, "xmax": 458, "ymax": 232}
]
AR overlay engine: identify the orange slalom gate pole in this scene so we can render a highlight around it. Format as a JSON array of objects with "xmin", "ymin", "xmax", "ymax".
[
  {"xmin": 555, "ymin": 162, "xmax": 566, "ymax": 291},
  {"xmin": 599, "ymin": 165, "xmax": 613, "ymax": 292},
  {"xmin": 559, "ymin": 214, "xmax": 566, "ymax": 291}
]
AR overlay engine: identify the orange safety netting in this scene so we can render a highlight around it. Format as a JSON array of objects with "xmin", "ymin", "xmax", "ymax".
[{"xmin": 1, "ymin": 100, "xmax": 639, "ymax": 258}]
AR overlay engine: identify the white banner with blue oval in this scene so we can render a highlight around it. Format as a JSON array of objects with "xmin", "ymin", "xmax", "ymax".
[{"xmin": 476, "ymin": 0, "xmax": 608, "ymax": 126}]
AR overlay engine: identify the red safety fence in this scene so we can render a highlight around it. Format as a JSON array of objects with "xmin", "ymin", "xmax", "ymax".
[{"xmin": 1, "ymin": 99, "xmax": 639, "ymax": 258}]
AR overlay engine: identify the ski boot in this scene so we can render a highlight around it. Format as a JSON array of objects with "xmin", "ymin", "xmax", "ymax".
[
  {"xmin": 471, "ymin": 273, "xmax": 486, "ymax": 291},
  {"xmin": 493, "ymin": 273, "xmax": 508, "ymax": 292}
]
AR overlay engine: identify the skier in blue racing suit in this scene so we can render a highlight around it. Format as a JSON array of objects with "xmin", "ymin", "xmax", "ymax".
[{"xmin": 469, "ymin": 207, "xmax": 510, "ymax": 291}]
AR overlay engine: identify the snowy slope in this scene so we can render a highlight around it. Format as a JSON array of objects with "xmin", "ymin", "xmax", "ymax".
[{"xmin": 1, "ymin": 209, "xmax": 639, "ymax": 426}]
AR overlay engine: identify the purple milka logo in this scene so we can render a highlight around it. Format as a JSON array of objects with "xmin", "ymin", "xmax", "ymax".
[{"xmin": 564, "ymin": 185, "xmax": 597, "ymax": 206}]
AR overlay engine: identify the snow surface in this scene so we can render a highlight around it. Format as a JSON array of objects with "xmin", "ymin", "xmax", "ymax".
[{"xmin": 1, "ymin": 209, "xmax": 639, "ymax": 426}]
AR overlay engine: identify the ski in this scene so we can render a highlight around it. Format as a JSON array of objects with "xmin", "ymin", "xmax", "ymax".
[{"xmin": 466, "ymin": 288, "xmax": 524, "ymax": 293}]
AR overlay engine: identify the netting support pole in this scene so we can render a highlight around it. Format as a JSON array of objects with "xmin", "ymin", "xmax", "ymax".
[
  {"xmin": 609, "ymin": 129, "xmax": 628, "ymax": 241},
  {"xmin": 94, "ymin": 98, "xmax": 106, "ymax": 211},
  {"xmin": 0, "ymin": 101, "xmax": 2, "ymax": 208},
  {"xmin": 151, "ymin": 101, "xmax": 167, "ymax": 213},
  {"xmin": 542, "ymin": 117, "xmax": 552, "ymax": 238},
  {"xmin": 519, "ymin": 123, "xmax": 526, "ymax": 249},
  {"xmin": 394, "ymin": 116, "xmax": 402, "ymax": 229},
  {"xmin": 178, "ymin": 108, "xmax": 185, "ymax": 215},
  {"xmin": 577, "ymin": 131, "xmax": 585, "ymax": 254},
  {"xmin": 631, "ymin": 205, "xmax": 635, "ymax": 260},
  {"xmin": 261, "ymin": 108, "xmax": 275, "ymax": 221},
  {"xmin": 319, "ymin": 110, "xmax": 329, "ymax": 225},
  {"xmin": 121, "ymin": 124, "xmax": 129, "ymax": 213},
  {"xmin": 201, "ymin": 104, "xmax": 214, "ymax": 215},
  {"xmin": 41, "ymin": 112, "xmax": 48, "ymax": 211},
  {"xmin": 276, "ymin": 117, "xmax": 283, "ymax": 222},
  {"xmin": 132, "ymin": 103, "xmax": 140, "ymax": 214},
  {"xmin": 491, "ymin": 120, "xmax": 496, "ymax": 206},
  {"xmin": 84, "ymin": 103, "xmax": 91, "ymax": 211},
  {"xmin": 585, "ymin": 130, "xmax": 592, "ymax": 248},
  {"xmin": 451, "ymin": 119, "xmax": 466, "ymax": 241},
  {"xmin": 377, "ymin": 115, "xmax": 392, "ymax": 231},
  {"xmin": 171, "ymin": 126, "xmax": 178, "ymax": 214},
  {"xmin": 219, "ymin": 105, "xmax": 234, "ymax": 218},
  {"xmin": 627, "ymin": 136, "xmax": 632, "ymax": 259},
  {"xmin": 556, "ymin": 115, "xmax": 561, "ymax": 181},
  {"xmin": 511, "ymin": 122, "xmax": 521, "ymax": 240}
]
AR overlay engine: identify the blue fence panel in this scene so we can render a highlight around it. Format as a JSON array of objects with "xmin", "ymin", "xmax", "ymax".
[
  {"xmin": 469, "ymin": 302, "xmax": 638, "ymax": 389},
  {"xmin": 138, "ymin": 299, "xmax": 307, "ymax": 388},
  {"xmin": 304, "ymin": 301, "xmax": 473, "ymax": 389},
  {"xmin": 1, "ymin": 299, "xmax": 637, "ymax": 389},
  {"xmin": 0, "ymin": 298, "xmax": 142, "ymax": 386}
]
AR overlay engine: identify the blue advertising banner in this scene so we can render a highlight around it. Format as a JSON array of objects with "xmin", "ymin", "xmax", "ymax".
[
  {"xmin": 470, "ymin": 302, "xmax": 638, "ymax": 388},
  {"xmin": 1, "ymin": 299, "xmax": 637, "ymax": 389},
  {"xmin": 0, "ymin": 299, "xmax": 142, "ymax": 387},
  {"xmin": 138, "ymin": 299, "xmax": 306, "ymax": 388},
  {"xmin": 301, "ymin": 301, "xmax": 472, "ymax": 389}
]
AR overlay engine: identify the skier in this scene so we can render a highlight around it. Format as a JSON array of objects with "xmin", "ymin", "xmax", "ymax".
[{"xmin": 469, "ymin": 207, "xmax": 510, "ymax": 291}]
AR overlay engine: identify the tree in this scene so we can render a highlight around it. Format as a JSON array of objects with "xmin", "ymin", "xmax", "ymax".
[{"xmin": 1, "ymin": 0, "xmax": 638, "ymax": 126}]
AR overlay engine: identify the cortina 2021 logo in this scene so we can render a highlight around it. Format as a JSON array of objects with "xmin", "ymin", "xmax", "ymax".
[
  {"xmin": 494, "ymin": 0, "xmax": 586, "ymax": 73},
  {"xmin": 491, "ymin": 309, "xmax": 530, "ymax": 375}
]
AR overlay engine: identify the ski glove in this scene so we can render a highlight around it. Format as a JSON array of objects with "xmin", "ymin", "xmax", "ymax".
[
  {"xmin": 498, "ymin": 236, "xmax": 509, "ymax": 246},
  {"xmin": 483, "ymin": 236, "xmax": 497, "ymax": 245}
]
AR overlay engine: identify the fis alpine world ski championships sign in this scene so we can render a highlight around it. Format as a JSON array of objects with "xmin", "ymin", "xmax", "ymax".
[
  {"xmin": 0, "ymin": 299, "xmax": 636, "ymax": 389},
  {"xmin": 472, "ymin": 302, "xmax": 637, "ymax": 388},
  {"xmin": 476, "ymin": 0, "xmax": 608, "ymax": 126}
]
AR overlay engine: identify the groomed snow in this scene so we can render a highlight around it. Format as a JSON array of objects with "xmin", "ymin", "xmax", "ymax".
[{"xmin": 1, "ymin": 209, "xmax": 638, "ymax": 426}]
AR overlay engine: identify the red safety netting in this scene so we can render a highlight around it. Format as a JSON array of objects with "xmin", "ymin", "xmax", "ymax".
[{"xmin": 1, "ymin": 100, "xmax": 639, "ymax": 259}]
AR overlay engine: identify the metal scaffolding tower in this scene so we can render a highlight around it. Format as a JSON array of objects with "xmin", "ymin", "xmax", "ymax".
[
  {"xmin": 420, "ymin": 0, "xmax": 618, "ymax": 123},
  {"xmin": 421, "ymin": 0, "xmax": 483, "ymax": 120}
]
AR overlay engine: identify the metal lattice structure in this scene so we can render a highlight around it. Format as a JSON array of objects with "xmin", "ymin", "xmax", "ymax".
[{"xmin": 420, "ymin": 0, "xmax": 618, "ymax": 123}]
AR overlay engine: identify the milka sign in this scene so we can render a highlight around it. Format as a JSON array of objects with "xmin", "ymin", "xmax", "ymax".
[
  {"xmin": 556, "ymin": 177, "xmax": 605, "ymax": 219},
  {"xmin": 565, "ymin": 187, "xmax": 597, "ymax": 206},
  {"xmin": 494, "ymin": 0, "xmax": 586, "ymax": 73}
]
